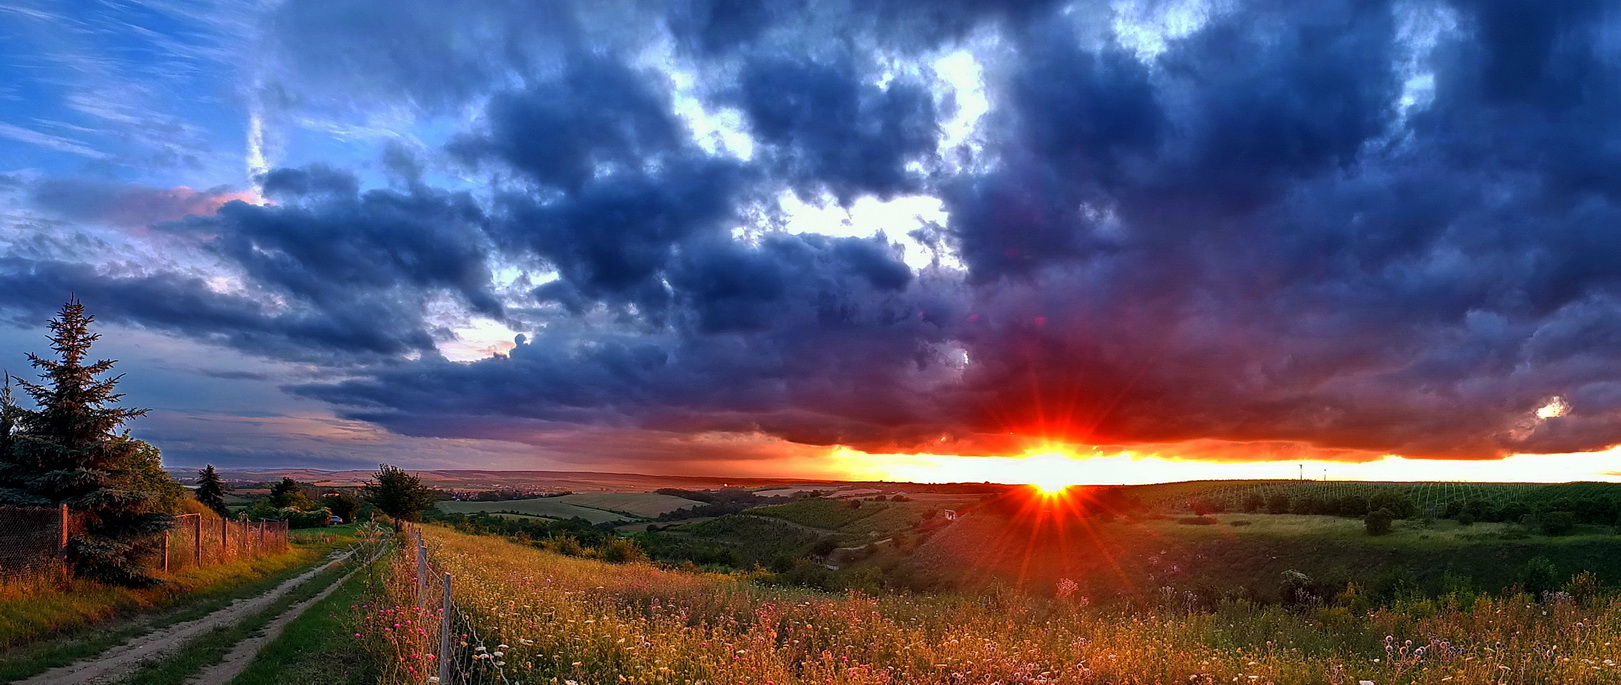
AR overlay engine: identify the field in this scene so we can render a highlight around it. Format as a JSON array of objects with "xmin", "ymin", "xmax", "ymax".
[
  {"xmin": 1123, "ymin": 479, "xmax": 1605, "ymax": 515},
  {"xmin": 553, "ymin": 492, "xmax": 704, "ymax": 517},
  {"xmin": 903, "ymin": 509, "xmax": 1621, "ymax": 601},
  {"xmin": 749, "ymin": 497, "xmax": 975, "ymax": 544},
  {"xmin": 437, "ymin": 497, "xmax": 631, "ymax": 524},
  {"xmin": 394, "ymin": 524, "xmax": 1621, "ymax": 685}
]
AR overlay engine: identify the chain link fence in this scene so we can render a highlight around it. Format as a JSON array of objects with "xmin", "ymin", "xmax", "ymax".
[{"xmin": 0, "ymin": 506, "xmax": 290, "ymax": 584}]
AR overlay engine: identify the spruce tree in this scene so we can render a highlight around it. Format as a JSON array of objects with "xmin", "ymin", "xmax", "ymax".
[
  {"xmin": 0, "ymin": 376, "xmax": 19, "ymax": 487},
  {"xmin": 195, "ymin": 464, "xmax": 229, "ymax": 517},
  {"xmin": 6, "ymin": 299, "xmax": 173, "ymax": 586}
]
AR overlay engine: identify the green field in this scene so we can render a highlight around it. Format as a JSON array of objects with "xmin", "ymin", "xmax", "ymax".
[
  {"xmin": 437, "ymin": 497, "xmax": 628, "ymax": 524},
  {"xmin": 554, "ymin": 492, "xmax": 703, "ymax": 517},
  {"xmin": 1122, "ymin": 479, "xmax": 1609, "ymax": 515}
]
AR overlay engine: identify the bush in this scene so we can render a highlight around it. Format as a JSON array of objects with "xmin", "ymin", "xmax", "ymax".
[
  {"xmin": 1279, "ymin": 569, "xmax": 1318, "ymax": 606},
  {"xmin": 1176, "ymin": 516, "xmax": 1218, "ymax": 525},
  {"xmin": 1537, "ymin": 510, "xmax": 1577, "ymax": 536},
  {"xmin": 1242, "ymin": 493, "xmax": 1265, "ymax": 513},
  {"xmin": 1457, "ymin": 511, "xmax": 1475, "ymax": 526},
  {"xmin": 1518, "ymin": 557, "xmax": 1559, "ymax": 596},
  {"xmin": 1364, "ymin": 508, "xmax": 1394, "ymax": 536},
  {"xmin": 601, "ymin": 537, "xmax": 647, "ymax": 564}
]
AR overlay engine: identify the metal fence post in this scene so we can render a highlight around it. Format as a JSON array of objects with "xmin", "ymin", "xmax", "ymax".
[{"xmin": 439, "ymin": 572, "xmax": 453, "ymax": 685}]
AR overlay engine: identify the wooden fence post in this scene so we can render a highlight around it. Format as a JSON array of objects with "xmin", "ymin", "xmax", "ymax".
[
  {"xmin": 439, "ymin": 572, "xmax": 453, "ymax": 685},
  {"xmin": 193, "ymin": 515, "xmax": 202, "ymax": 566},
  {"xmin": 221, "ymin": 518, "xmax": 229, "ymax": 561},
  {"xmin": 161, "ymin": 531, "xmax": 169, "ymax": 573}
]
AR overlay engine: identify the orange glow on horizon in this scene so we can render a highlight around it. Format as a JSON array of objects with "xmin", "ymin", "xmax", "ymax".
[{"xmin": 825, "ymin": 444, "xmax": 1621, "ymax": 485}]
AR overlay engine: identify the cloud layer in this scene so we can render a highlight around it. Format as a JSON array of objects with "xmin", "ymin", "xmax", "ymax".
[{"xmin": 5, "ymin": 0, "xmax": 1621, "ymax": 468}]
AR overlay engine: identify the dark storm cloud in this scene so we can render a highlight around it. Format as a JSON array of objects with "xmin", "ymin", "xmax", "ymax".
[
  {"xmin": 0, "ymin": 256, "xmax": 436, "ymax": 360},
  {"xmin": 15, "ymin": 0, "xmax": 1621, "ymax": 466},
  {"xmin": 284, "ymin": 0, "xmax": 1621, "ymax": 461},
  {"xmin": 734, "ymin": 53, "xmax": 940, "ymax": 202}
]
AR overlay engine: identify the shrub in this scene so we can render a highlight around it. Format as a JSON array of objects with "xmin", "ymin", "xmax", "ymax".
[
  {"xmin": 1176, "ymin": 516, "xmax": 1218, "ymax": 525},
  {"xmin": 1519, "ymin": 557, "xmax": 1559, "ymax": 596},
  {"xmin": 1364, "ymin": 508, "xmax": 1394, "ymax": 536},
  {"xmin": 601, "ymin": 537, "xmax": 646, "ymax": 564},
  {"xmin": 1537, "ymin": 510, "xmax": 1577, "ymax": 536},
  {"xmin": 1457, "ymin": 511, "xmax": 1475, "ymax": 526},
  {"xmin": 1279, "ymin": 569, "xmax": 1318, "ymax": 606}
]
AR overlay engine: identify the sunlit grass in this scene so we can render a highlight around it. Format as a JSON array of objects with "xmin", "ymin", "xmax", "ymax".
[{"xmin": 387, "ymin": 525, "xmax": 1621, "ymax": 684}]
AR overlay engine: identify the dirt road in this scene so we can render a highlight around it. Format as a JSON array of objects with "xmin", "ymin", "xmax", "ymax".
[{"xmin": 16, "ymin": 550, "xmax": 354, "ymax": 685}]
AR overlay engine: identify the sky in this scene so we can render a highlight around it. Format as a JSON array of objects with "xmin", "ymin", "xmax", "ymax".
[{"xmin": 2, "ymin": 0, "xmax": 1621, "ymax": 484}]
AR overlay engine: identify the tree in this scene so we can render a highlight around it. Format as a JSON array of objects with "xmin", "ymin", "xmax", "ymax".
[
  {"xmin": 364, "ymin": 464, "xmax": 437, "ymax": 522},
  {"xmin": 195, "ymin": 464, "xmax": 229, "ymax": 517},
  {"xmin": 267, "ymin": 476, "xmax": 316, "ymax": 510},
  {"xmin": 324, "ymin": 492, "xmax": 361, "ymax": 523},
  {"xmin": 2, "ymin": 299, "xmax": 172, "ymax": 585},
  {"xmin": 123, "ymin": 437, "xmax": 186, "ymax": 514}
]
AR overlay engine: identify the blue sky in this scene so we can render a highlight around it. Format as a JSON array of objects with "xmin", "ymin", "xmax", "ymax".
[{"xmin": 3, "ymin": 0, "xmax": 1621, "ymax": 482}]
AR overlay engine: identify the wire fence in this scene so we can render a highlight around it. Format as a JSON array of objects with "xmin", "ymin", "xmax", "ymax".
[
  {"xmin": 160, "ymin": 514, "xmax": 291, "ymax": 573},
  {"xmin": 401, "ymin": 524, "xmax": 511, "ymax": 685},
  {"xmin": 0, "ymin": 506, "xmax": 290, "ymax": 585}
]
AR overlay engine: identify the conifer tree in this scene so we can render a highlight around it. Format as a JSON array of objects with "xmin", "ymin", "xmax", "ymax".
[
  {"xmin": 195, "ymin": 464, "xmax": 229, "ymax": 518},
  {"xmin": 6, "ymin": 299, "xmax": 173, "ymax": 586}
]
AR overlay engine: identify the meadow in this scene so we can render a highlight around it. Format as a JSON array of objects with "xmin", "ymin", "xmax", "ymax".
[{"xmin": 380, "ymin": 524, "xmax": 1621, "ymax": 685}]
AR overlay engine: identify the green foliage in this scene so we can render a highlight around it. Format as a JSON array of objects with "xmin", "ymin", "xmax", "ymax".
[
  {"xmin": 194, "ymin": 465, "xmax": 229, "ymax": 517},
  {"xmin": 241, "ymin": 501, "xmax": 332, "ymax": 528},
  {"xmin": 0, "ymin": 300, "xmax": 171, "ymax": 586},
  {"xmin": 1278, "ymin": 569, "xmax": 1318, "ymax": 606},
  {"xmin": 363, "ymin": 464, "xmax": 436, "ymax": 522},
  {"xmin": 1535, "ymin": 510, "xmax": 1577, "ymax": 536},
  {"xmin": 122, "ymin": 438, "xmax": 186, "ymax": 514},
  {"xmin": 322, "ymin": 492, "xmax": 361, "ymax": 522},
  {"xmin": 600, "ymin": 537, "xmax": 647, "ymax": 564},
  {"xmin": 1518, "ymin": 557, "xmax": 1560, "ymax": 596},
  {"xmin": 1363, "ymin": 508, "xmax": 1394, "ymax": 536},
  {"xmin": 267, "ymin": 477, "xmax": 317, "ymax": 510}
]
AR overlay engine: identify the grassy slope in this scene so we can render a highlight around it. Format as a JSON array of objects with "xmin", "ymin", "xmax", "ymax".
[
  {"xmin": 905, "ymin": 511, "xmax": 1621, "ymax": 600},
  {"xmin": 407, "ymin": 524, "xmax": 1621, "ymax": 685},
  {"xmin": 438, "ymin": 497, "xmax": 628, "ymax": 523}
]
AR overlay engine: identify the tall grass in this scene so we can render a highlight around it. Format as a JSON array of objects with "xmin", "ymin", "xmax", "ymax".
[{"xmin": 398, "ymin": 525, "xmax": 1621, "ymax": 684}]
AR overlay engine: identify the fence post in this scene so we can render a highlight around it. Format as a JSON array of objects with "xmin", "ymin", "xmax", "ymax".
[
  {"xmin": 417, "ymin": 536, "xmax": 428, "ymax": 611},
  {"xmin": 59, "ymin": 504, "xmax": 69, "ymax": 581},
  {"xmin": 161, "ymin": 530, "xmax": 169, "ymax": 573},
  {"xmin": 439, "ymin": 572, "xmax": 453, "ymax": 685},
  {"xmin": 194, "ymin": 516, "xmax": 203, "ymax": 566}
]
